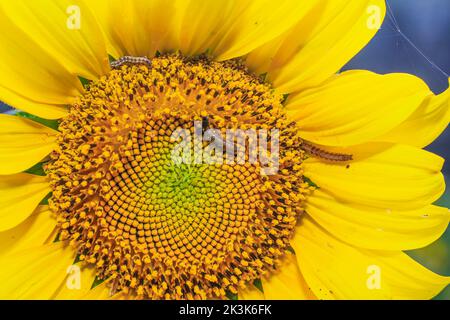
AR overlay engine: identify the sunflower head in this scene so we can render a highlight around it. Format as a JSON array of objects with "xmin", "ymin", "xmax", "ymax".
[
  {"xmin": 0, "ymin": 0, "xmax": 448, "ymax": 301},
  {"xmin": 44, "ymin": 54, "xmax": 311, "ymax": 299}
]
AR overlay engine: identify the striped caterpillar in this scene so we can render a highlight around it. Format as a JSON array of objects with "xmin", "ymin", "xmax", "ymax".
[
  {"xmin": 110, "ymin": 56, "xmax": 152, "ymax": 69},
  {"xmin": 302, "ymin": 141, "xmax": 353, "ymax": 162}
]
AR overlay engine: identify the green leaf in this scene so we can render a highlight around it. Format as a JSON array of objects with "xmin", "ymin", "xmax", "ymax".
[{"xmin": 16, "ymin": 111, "xmax": 59, "ymax": 131}]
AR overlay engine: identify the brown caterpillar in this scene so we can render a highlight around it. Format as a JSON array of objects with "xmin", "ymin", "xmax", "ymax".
[
  {"xmin": 110, "ymin": 56, "xmax": 152, "ymax": 69},
  {"xmin": 302, "ymin": 141, "xmax": 353, "ymax": 162}
]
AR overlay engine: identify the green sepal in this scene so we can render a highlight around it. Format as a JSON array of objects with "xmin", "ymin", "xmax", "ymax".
[
  {"xmin": 40, "ymin": 192, "xmax": 52, "ymax": 205},
  {"xmin": 25, "ymin": 162, "xmax": 47, "ymax": 176},
  {"xmin": 226, "ymin": 291, "xmax": 238, "ymax": 300},
  {"xmin": 253, "ymin": 279, "xmax": 264, "ymax": 293},
  {"xmin": 303, "ymin": 176, "xmax": 319, "ymax": 188},
  {"xmin": 78, "ymin": 76, "xmax": 91, "ymax": 89}
]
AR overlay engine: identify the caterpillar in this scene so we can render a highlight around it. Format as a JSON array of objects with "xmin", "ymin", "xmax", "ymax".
[
  {"xmin": 110, "ymin": 56, "xmax": 152, "ymax": 69},
  {"xmin": 302, "ymin": 141, "xmax": 353, "ymax": 162}
]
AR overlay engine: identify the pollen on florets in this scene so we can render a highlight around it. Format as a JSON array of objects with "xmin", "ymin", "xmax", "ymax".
[{"xmin": 45, "ymin": 54, "xmax": 312, "ymax": 299}]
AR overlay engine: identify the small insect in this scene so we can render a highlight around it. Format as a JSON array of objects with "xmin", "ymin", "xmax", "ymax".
[
  {"xmin": 302, "ymin": 141, "xmax": 353, "ymax": 162},
  {"xmin": 110, "ymin": 56, "xmax": 152, "ymax": 69},
  {"xmin": 202, "ymin": 116, "xmax": 209, "ymax": 133}
]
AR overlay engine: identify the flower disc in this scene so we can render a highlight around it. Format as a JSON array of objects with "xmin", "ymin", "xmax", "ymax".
[{"xmin": 46, "ymin": 54, "xmax": 311, "ymax": 299}]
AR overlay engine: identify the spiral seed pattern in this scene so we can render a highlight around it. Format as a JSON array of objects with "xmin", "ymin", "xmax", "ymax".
[{"xmin": 46, "ymin": 54, "xmax": 312, "ymax": 299}]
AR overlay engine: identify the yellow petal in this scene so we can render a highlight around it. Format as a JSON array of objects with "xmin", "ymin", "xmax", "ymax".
[
  {"xmin": 247, "ymin": 0, "xmax": 386, "ymax": 93},
  {"xmin": 0, "ymin": 173, "xmax": 51, "ymax": 232},
  {"xmin": 306, "ymin": 189, "xmax": 449, "ymax": 251},
  {"xmin": 238, "ymin": 285, "xmax": 265, "ymax": 300},
  {"xmin": 0, "ymin": 6, "xmax": 82, "ymax": 119},
  {"xmin": 81, "ymin": 280, "xmax": 112, "ymax": 300},
  {"xmin": 303, "ymin": 143, "xmax": 445, "ymax": 210},
  {"xmin": 90, "ymin": 0, "xmax": 309, "ymax": 61},
  {"xmin": 212, "ymin": 0, "xmax": 317, "ymax": 61},
  {"xmin": 286, "ymin": 71, "xmax": 431, "ymax": 146},
  {"xmin": 0, "ymin": 88, "xmax": 69, "ymax": 120},
  {"xmin": 379, "ymin": 81, "xmax": 450, "ymax": 148},
  {"xmin": 1, "ymin": 0, "xmax": 109, "ymax": 81},
  {"xmin": 293, "ymin": 216, "xmax": 449, "ymax": 299},
  {"xmin": 87, "ymin": 0, "xmax": 178, "ymax": 58},
  {"xmin": 109, "ymin": 291, "xmax": 129, "ymax": 300},
  {"xmin": 0, "ymin": 242, "xmax": 76, "ymax": 299},
  {"xmin": 0, "ymin": 114, "xmax": 58, "ymax": 175},
  {"xmin": 0, "ymin": 205, "xmax": 56, "ymax": 256},
  {"xmin": 54, "ymin": 266, "xmax": 97, "ymax": 300},
  {"xmin": 162, "ymin": 0, "xmax": 238, "ymax": 57},
  {"xmin": 262, "ymin": 252, "xmax": 316, "ymax": 300}
]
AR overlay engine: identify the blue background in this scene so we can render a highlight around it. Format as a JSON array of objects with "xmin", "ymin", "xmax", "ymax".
[{"xmin": 0, "ymin": 0, "xmax": 449, "ymax": 299}]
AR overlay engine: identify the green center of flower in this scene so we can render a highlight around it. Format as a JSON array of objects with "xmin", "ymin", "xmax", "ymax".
[{"xmin": 46, "ymin": 54, "xmax": 311, "ymax": 299}]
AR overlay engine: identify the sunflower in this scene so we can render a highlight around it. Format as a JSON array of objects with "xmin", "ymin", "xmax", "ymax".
[{"xmin": 0, "ymin": 0, "xmax": 449, "ymax": 300}]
